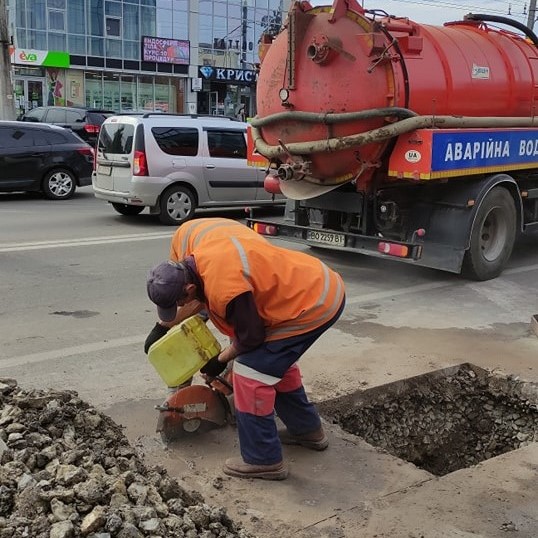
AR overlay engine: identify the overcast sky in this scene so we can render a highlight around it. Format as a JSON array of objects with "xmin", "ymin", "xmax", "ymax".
[{"xmin": 310, "ymin": 0, "xmax": 531, "ymax": 27}]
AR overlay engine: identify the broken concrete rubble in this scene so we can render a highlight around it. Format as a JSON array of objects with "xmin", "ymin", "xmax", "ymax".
[{"xmin": 0, "ymin": 378, "xmax": 253, "ymax": 538}]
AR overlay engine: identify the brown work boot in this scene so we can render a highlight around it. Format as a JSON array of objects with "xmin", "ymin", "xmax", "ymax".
[
  {"xmin": 223, "ymin": 457, "xmax": 288, "ymax": 480},
  {"xmin": 278, "ymin": 426, "xmax": 329, "ymax": 451}
]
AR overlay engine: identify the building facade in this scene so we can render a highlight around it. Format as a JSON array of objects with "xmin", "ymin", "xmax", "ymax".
[{"xmin": 7, "ymin": 0, "xmax": 285, "ymax": 118}]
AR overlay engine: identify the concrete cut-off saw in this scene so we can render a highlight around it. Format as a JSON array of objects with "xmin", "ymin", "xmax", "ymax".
[{"xmin": 155, "ymin": 372, "xmax": 235, "ymax": 443}]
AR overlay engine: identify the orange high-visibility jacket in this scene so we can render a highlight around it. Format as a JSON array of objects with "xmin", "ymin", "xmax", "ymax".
[{"xmin": 170, "ymin": 218, "xmax": 345, "ymax": 341}]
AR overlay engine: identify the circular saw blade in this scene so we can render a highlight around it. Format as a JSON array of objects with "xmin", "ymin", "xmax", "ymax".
[{"xmin": 157, "ymin": 384, "xmax": 228, "ymax": 442}]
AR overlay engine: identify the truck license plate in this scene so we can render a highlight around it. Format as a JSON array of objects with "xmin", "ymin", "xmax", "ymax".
[{"xmin": 306, "ymin": 230, "xmax": 345, "ymax": 247}]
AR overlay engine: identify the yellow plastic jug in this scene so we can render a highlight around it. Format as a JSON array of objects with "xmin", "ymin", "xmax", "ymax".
[{"xmin": 148, "ymin": 316, "xmax": 221, "ymax": 387}]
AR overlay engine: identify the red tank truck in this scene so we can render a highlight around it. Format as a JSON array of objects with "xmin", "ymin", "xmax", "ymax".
[{"xmin": 247, "ymin": 0, "xmax": 538, "ymax": 280}]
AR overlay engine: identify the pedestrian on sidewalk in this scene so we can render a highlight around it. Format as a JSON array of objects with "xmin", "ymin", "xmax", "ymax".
[{"xmin": 146, "ymin": 217, "xmax": 346, "ymax": 480}]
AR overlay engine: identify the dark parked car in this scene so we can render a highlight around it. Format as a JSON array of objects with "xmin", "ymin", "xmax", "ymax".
[
  {"xmin": 20, "ymin": 106, "xmax": 114, "ymax": 146},
  {"xmin": 0, "ymin": 121, "xmax": 94, "ymax": 200}
]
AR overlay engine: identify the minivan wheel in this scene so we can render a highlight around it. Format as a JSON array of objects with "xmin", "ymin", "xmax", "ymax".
[
  {"xmin": 111, "ymin": 203, "xmax": 145, "ymax": 216},
  {"xmin": 42, "ymin": 168, "xmax": 76, "ymax": 200},
  {"xmin": 159, "ymin": 185, "xmax": 197, "ymax": 225}
]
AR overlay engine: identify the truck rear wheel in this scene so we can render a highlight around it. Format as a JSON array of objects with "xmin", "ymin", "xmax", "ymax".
[{"xmin": 462, "ymin": 187, "xmax": 516, "ymax": 281}]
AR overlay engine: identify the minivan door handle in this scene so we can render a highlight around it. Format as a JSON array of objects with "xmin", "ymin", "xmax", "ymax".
[{"xmin": 205, "ymin": 164, "xmax": 216, "ymax": 169}]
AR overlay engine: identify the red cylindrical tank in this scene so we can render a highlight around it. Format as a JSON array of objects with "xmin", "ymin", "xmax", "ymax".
[{"xmin": 255, "ymin": 0, "xmax": 538, "ymax": 192}]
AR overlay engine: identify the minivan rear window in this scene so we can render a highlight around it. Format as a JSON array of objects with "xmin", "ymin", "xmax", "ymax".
[
  {"xmin": 99, "ymin": 123, "xmax": 135, "ymax": 154},
  {"xmin": 151, "ymin": 127, "xmax": 199, "ymax": 156}
]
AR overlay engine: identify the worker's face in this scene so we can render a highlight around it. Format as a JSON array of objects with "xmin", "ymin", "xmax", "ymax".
[{"xmin": 177, "ymin": 283, "xmax": 197, "ymax": 306}]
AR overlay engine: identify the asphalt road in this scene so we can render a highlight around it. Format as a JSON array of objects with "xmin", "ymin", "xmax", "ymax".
[{"xmin": 1, "ymin": 185, "xmax": 538, "ymax": 409}]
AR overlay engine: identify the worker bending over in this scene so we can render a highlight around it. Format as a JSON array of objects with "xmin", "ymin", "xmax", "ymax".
[{"xmin": 145, "ymin": 218, "xmax": 345, "ymax": 480}]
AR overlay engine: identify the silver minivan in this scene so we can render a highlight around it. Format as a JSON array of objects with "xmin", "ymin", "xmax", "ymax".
[{"xmin": 92, "ymin": 113, "xmax": 282, "ymax": 225}]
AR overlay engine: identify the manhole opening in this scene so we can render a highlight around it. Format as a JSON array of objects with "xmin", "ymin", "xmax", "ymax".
[{"xmin": 319, "ymin": 363, "xmax": 538, "ymax": 476}]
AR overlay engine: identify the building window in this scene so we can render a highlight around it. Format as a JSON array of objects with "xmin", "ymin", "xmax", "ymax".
[
  {"xmin": 47, "ymin": 0, "xmax": 66, "ymax": 8},
  {"xmin": 106, "ymin": 17, "xmax": 121, "ymax": 37},
  {"xmin": 49, "ymin": 10, "xmax": 65, "ymax": 31}
]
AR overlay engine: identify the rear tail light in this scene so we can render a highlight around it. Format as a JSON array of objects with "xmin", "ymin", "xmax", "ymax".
[
  {"xmin": 84, "ymin": 124, "xmax": 100, "ymax": 134},
  {"xmin": 77, "ymin": 146, "xmax": 94, "ymax": 158},
  {"xmin": 253, "ymin": 223, "xmax": 277, "ymax": 236},
  {"xmin": 133, "ymin": 150, "xmax": 148, "ymax": 176},
  {"xmin": 378, "ymin": 241, "xmax": 409, "ymax": 258}
]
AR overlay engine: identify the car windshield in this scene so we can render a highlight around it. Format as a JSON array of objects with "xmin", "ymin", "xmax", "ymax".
[{"xmin": 98, "ymin": 123, "xmax": 134, "ymax": 154}]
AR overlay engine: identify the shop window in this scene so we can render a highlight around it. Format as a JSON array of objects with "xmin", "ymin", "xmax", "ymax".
[
  {"xmin": 137, "ymin": 76, "xmax": 154, "ymax": 111},
  {"xmin": 121, "ymin": 76, "xmax": 136, "ymax": 111},
  {"xmin": 207, "ymin": 130, "xmax": 246, "ymax": 159},
  {"xmin": 103, "ymin": 73, "xmax": 121, "ymax": 111},
  {"xmin": 151, "ymin": 127, "xmax": 199, "ymax": 156},
  {"xmin": 85, "ymin": 72, "xmax": 103, "ymax": 109},
  {"xmin": 155, "ymin": 77, "xmax": 170, "ymax": 113},
  {"xmin": 106, "ymin": 17, "xmax": 121, "ymax": 37}
]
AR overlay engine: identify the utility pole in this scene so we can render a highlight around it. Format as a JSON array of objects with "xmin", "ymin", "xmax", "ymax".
[
  {"xmin": 0, "ymin": 0, "xmax": 16, "ymax": 120},
  {"xmin": 527, "ymin": 0, "xmax": 537, "ymax": 30}
]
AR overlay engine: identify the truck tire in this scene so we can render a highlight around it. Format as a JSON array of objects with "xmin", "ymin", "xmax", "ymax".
[
  {"xmin": 159, "ymin": 185, "xmax": 197, "ymax": 226},
  {"xmin": 462, "ymin": 187, "xmax": 516, "ymax": 281}
]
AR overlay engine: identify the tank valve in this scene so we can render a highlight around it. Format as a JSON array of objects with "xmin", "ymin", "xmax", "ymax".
[
  {"xmin": 307, "ymin": 36, "xmax": 331, "ymax": 64},
  {"xmin": 278, "ymin": 163, "xmax": 304, "ymax": 181}
]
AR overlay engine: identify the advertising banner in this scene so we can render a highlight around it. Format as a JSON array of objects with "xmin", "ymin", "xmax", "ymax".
[{"xmin": 142, "ymin": 37, "xmax": 190, "ymax": 65}]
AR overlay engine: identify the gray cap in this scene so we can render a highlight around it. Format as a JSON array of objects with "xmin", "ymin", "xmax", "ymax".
[{"xmin": 146, "ymin": 261, "xmax": 187, "ymax": 322}]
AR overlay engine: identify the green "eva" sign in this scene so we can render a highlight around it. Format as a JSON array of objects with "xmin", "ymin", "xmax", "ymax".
[{"xmin": 10, "ymin": 48, "xmax": 70, "ymax": 68}]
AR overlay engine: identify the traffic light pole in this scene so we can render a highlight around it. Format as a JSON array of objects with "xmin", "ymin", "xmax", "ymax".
[{"xmin": 0, "ymin": 0, "xmax": 16, "ymax": 120}]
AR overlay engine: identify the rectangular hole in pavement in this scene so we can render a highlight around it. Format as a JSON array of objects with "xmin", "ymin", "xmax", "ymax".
[{"xmin": 318, "ymin": 363, "xmax": 538, "ymax": 476}]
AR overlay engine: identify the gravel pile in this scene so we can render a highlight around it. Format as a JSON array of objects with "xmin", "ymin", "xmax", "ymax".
[{"xmin": 0, "ymin": 378, "xmax": 253, "ymax": 538}]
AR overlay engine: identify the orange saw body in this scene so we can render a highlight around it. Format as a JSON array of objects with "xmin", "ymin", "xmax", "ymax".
[{"xmin": 156, "ymin": 372, "xmax": 234, "ymax": 442}]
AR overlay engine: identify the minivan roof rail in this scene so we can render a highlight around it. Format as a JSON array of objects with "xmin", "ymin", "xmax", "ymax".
[{"xmin": 141, "ymin": 112, "xmax": 238, "ymax": 120}]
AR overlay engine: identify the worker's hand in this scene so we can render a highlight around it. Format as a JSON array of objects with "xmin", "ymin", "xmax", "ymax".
[
  {"xmin": 200, "ymin": 356, "xmax": 227, "ymax": 378},
  {"xmin": 144, "ymin": 323, "xmax": 169, "ymax": 354}
]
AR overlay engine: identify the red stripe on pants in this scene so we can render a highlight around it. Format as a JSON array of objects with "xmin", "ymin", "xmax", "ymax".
[{"xmin": 233, "ymin": 365, "xmax": 302, "ymax": 416}]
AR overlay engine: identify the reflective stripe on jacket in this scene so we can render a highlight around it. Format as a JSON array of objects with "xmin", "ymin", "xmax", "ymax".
[
  {"xmin": 169, "ymin": 218, "xmax": 345, "ymax": 341},
  {"xmin": 169, "ymin": 218, "xmax": 248, "ymax": 261}
]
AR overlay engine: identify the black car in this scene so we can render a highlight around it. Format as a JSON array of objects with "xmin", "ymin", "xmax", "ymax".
[
  {"xmin": 0, "ymin": 121, "xmax": 94, "ymax": 200},
  {"xmin": 20, "ymin": 106, "xmax": 114, "ymax": 146}
]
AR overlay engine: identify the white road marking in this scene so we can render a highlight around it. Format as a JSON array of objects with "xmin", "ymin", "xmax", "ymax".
[
  {"xmin": 0, "ymin": 336, "xmax": 145, "ymax": 369},
  {"xmin": 0, "ymin": 232, "xmax": 174, "ymax": 252}
]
